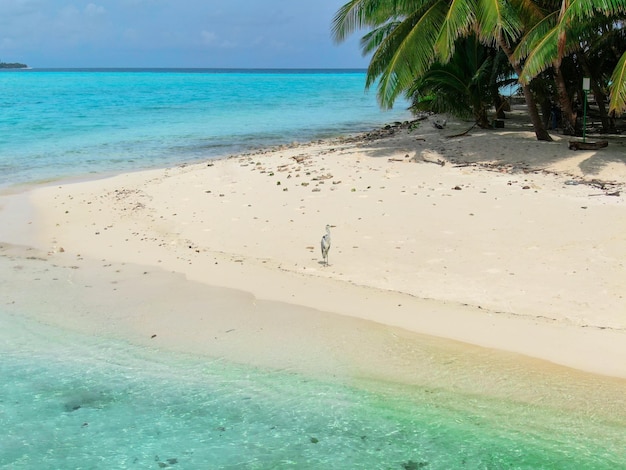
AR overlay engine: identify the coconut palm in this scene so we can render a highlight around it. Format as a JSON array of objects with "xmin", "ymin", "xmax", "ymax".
[
  {"xmin": 568, "ymin": 20, "xmax": 626, "ymax": 132},
  {"xmin": 514, "ymin": 0, "xmax": 626, "ymax": 118},
  {"xmin": 332, "ymin": 0, "xmax": 553, "ymax": 141},
  {"xmin": 408, "ymin": 35, "xmax": 514, "ymax": 128}
]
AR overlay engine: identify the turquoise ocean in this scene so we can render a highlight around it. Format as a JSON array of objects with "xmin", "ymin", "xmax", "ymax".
[
  {"xmin": 1, "ymin": 70, "xmax": 625, "ymax": 469},
  {"xmin": 0, "ymin": 69, "xmax": 410, "ymax": 190}
]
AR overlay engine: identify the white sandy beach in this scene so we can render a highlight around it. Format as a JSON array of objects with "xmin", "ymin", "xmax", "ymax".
[{"xmin": 2, "ymin": 108, "xmax": 626, "ymax": 384}]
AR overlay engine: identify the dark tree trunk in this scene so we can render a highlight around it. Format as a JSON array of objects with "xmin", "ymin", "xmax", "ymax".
[
  {"xmin": 540, "ymin": 98, "xmax": 552, "ymax": 130},
  {"xmin": 516, "ymin": 78, "xmax": 553, "ymax": 141},
  {"xmin": 498, "ymin": 36, "xmax": 552, "ymax": 141},
  {"xmin": 592, "ymin": 85, "xmax": 615, "ymax": 134},
  {"xmin": 554, "ymin": 66, "xmax": 577, "ymax": 135},
  {"xmin": 475, "ymin": 108, "xmax": 491, "ymax": 128},
  {"xmin": 493, "ymin": 92, "xmax": 507, "ymax": 119},
  {"xmin": 578, "ymin": 54, "xmax": 615, "ymax": 133}
]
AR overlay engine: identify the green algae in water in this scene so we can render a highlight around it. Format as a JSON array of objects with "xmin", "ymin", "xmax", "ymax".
[{"xmin": 1, "ymin": 313, "xmax": 625, "ymax": 469}]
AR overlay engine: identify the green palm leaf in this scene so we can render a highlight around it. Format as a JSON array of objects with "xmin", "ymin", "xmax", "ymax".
[
  {"xmin": 517, "ymin": 24, "xmax": 560, "ymax": 83},
  {"xmin": 560, "ymin": 0, "xmax": 626, "ymax": 23},
  {"xmin": 369, "ymin": 2, "xmax": 448, "ymax": 107},
  {"xmin": 475, "ymin": 0, "xmax": 523, "ymax": 46},
  {"xmin": 512, "ymin": 11, "xmax": 558, "ymax": 64},
  {"xmin": 609, "ymin": 51, "xmax": 626, "ymax": 115},
  {"xmin": 331, "ymin": 0, "xmax": 569, "ymax": 140},
  {"xmin": 332, "ymin": 0, "xmax": 423, "ymax": 42},
  {"xmin": 409, "ymin": 35, "xmax": 501, "ymax": 125},
  {"xmin": 434, "ymin": 0, "xmax": 477, "ymax": 61},
  {"xmin": 360, "ymin": 22, "xmax": 401, "ymax": 56}
]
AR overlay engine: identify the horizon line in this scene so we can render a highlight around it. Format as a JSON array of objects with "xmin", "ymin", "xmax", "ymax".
[{"xmin": 15, "ymin": 67, "xmax": 369, "ymax": 72}]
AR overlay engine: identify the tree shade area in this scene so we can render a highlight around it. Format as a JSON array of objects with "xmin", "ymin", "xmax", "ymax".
[{"xmin": 332, "ymin": 0, "xmax": 626, "ymax": 141}]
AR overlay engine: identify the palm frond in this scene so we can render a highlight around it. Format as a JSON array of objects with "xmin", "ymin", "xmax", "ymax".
[
  {"xmin": 434, "ymin": 0, "xmax": 477, "ymax": 62},
  {"xmin": 475, "ymin": 0, "xmax": 523, "ymax": 46},
  {"xmin": 332, "ymin": 0, "xmax": 396, "ymax": 43},
  {"xmin": 332, "ymin": 0, "xmax": 427, "ymax": 43},
  {"xmin": 609, "ymin": 51, "xmax": 626, "ymax": 115},
  {"xmin": 562, "ymin": 0, "xmax": 626, "ymax": 23},
  {"xmin": 360, "ymin": 22, "xmax": 401, "ymax": 56},
  {"xmin": 332, "ymin": 0, "xmax": 368, "ymax": 43},
  {"xmin": 508, "ymin": 0, "xmax": 548, "ymax": 27},
  {"xmin": 368, "ymin": 2, "xmax": 448, "ymax": 107},
  {"xmin": 408, "ymin": 35, "xmax": 499, "ymax": 123},
  {"xmin": 517, "ymin": 26, "xmax": 559, "ymax": 83},
  {"xmin": 512, "ymin": 11, "xmax": 558, "ymax": 64}
]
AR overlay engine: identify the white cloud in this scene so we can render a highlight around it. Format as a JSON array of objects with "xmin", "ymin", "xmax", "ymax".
[
  {"xmin": 0, "ymin": 0, "xmax": 369, "ymax": 68},
  {"xmin": 201, "ymin": 30, "xmax": 237, "ymax": 49},
  {"xmin": 85, "ymin": 3, "xmax": 106, "ymax": 17},
  {"xmin": 219, "ymin": 40, "xmax": 237, "ymax": 49},
  {"xmin": 0, "ymin": 0, "xmax": 44, "ymax": 16}
]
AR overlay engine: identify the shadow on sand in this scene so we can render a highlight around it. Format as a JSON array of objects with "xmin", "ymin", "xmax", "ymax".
[{"xmin": 351, "ymin": 106, "xmax": 626, "ymax": 181}]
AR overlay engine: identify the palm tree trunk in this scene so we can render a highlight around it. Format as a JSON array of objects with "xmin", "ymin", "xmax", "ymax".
[
  {"xmin": 578, "ymin": 55, "xmax": 614, "ymax": 133},
  {"xmin": 493, "ymin": 92, "xmax": 507, "ymax": 119},
  {"xmin": 498, "ymin": 36, "xmax": 552, "ymax": 141},
  {"xmin": 554, "ymin": 66, "xmax": 576, "ymax": 135},
  {"xmin": 593, "ymin": 87, "xmax": 615, "ymax": 133}
]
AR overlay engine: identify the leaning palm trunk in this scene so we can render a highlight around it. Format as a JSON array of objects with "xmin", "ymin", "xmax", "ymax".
[
  {"xmin": 593, "ymin": 87, "xmax": 615, "ymax": 134},
  {"xmin": 519, "ymin": 81, "xmax": 553, "ymax": 141},
  {"xmin": 554, "ymin": 66, "xmax": 577, "ymax": 135},
  {"xmin": 475, "ymin": 107, "xmax": 491, "ymax": 128},
  {"xmin": 498, "ymin": 36, "xmax": 552, "ymax": 141}
]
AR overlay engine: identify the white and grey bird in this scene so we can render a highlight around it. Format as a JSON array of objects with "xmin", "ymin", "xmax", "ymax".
[{"xmin": 320, "ymin": 224, "xmax": 331, "ymax": 266}]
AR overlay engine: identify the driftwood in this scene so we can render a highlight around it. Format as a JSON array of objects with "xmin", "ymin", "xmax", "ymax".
[
  {"xmin": 568, "ymin": 140, "xmax": 608, "ymax": 151},
  {"xmin": 420, "ymin": 156, "xmax": 446, "ymax": 166},
  {"xmin": 589, "ymin": 191, "xmax": 621, "ymax": 197},
  {"xmin": 447, "ymin": 121, "xmax": 478, "ymax": 138}
]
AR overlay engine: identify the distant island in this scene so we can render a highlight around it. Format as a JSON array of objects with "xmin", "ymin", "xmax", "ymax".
[{"xmin": 0, "ymin": 62, "xmax": 28, "ymax": 69}]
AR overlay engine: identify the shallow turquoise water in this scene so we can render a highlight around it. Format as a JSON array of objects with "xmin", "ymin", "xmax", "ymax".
[
  {"xmin": 2, "ymin": 69, "xmax": 625, "ymax": 469},
  {"xmin": 1, "ymin": 308, "xmax": 625, "ymax": 470},
  {"xmin": 0, "ymin": 69, "xmax": 410, "ymax": 189}
]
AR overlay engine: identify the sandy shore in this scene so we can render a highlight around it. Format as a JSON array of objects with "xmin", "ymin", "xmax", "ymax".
[{"xmin": 2, "ymin": 108, "xmax": 626, "ymax": 382}]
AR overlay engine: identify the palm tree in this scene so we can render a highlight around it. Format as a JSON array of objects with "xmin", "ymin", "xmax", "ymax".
[
  {"xmin": 567, "ymin": 20, "xmax": 626, "ymax": 132},
  {"xmin": 408, "ymin": 35, "xmax": 514, "ymax": 128},
  {"xmin": 514, "ymin": 0, "xmax": 626, "ymax": 121},
  {"xmin": 332, "ymin": 0, "xmax": 553, "ymax": 141}
]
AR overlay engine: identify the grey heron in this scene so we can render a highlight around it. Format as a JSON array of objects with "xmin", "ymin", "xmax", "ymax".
[{"xmin": 321, "ymin": 224, "xmax": 331, "ymax": 266}]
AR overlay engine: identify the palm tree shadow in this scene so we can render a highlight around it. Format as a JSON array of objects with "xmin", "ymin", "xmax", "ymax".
[{"xmin": 357, "ymin": 106, "xmax": 626, "ymax": 179}]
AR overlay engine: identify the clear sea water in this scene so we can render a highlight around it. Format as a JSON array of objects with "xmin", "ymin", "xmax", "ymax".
[
  {"xmin": 2, "ymin": 292, "xmax": 626, "ymax": 470},
  {"xmin": 0, "ymin": 68, "xmax": 410, "ymax": 190},
  {"xmin": 1, "ymin": 70, "xmax": 626, "ymax": 469}
]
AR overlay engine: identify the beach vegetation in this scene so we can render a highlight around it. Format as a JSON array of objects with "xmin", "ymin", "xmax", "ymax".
[
  {"xmin": 407, "ymin": 35, "xmax": 515, "ymax": 128},
  {"xmin": 332, "ymin": 0, "xmax": 626, "ymax": 140},
  {"xmin": 0, "ymin": 61, "xmax": 28, "ymax": 69},
  {"xmin": 513, "ymin": 1, "xmax": 626, "ymax": 133}
]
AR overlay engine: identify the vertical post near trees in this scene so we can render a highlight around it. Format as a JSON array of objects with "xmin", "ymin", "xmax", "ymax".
[{"xmin": 582, "ymin": 77, "xmax": 591, "ymax": 143}]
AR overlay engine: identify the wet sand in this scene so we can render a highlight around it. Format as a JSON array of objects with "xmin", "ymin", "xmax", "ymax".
[{"xmin": 1, "ymin": 109, "xmax": 626, "ymax": 386}]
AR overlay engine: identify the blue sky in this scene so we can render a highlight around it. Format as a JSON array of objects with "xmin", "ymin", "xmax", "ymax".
[{"xmin": 0, "ymin": 1, "xmax": 370, "ymax": 68}]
